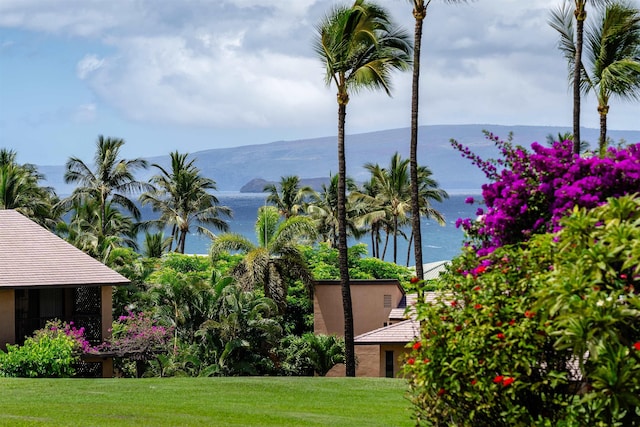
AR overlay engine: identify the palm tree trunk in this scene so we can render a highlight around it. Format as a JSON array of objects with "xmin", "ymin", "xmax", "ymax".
[
  {"xmin": 407, "ymin": 229, "xmax": 414, "ymax": 267},
  {"xmin": 337, "ymin": 99, "xmax": 355, "ymax": 377},
  {"xmin": 410, "ymin": 2, "xmax": 426, "ymax": 279},
  {"xmin": 382, "ymin": 231, "xmax": 389, "ymax": 261},
  {"xmin": 598, "ymin": 103, "xmax": 609, "ymax": 156},
  {"xmin": 371, "ymin": 230, "xmax": 377, "ymax": 258},
  {"xmin": 393, "ymin": 214, "xmax": 398, "ymax": 264},
  {"xmin": 573, "ymin": 4, "xmax": 586, "ymax": 155}
]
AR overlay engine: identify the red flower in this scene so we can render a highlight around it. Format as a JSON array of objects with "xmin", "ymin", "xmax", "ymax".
[
  {"xmin": 471, "ymin": 379, "xmax": 477, "ymax": 386},
  {"xmin": 474, "ymin": 304, "xmax": 482, "ymax": 310},
  {"xmin": 407, "ymin": 358, "xmax": 415, "ymax": 365},
  {"xmin": 524, "ymin": 310, "xmax": 535, "ymax": 318},
  {"xmin": 509, "ymin": 319, "xmax": 516, "ymax": 326},
  {"xmin": 493, "ymin": 375, "xmax": 504, "ymax": 384},
  {"xmin": 450, "ymin": 300, "xmax": 458, "ymax": 307},
  {"xmin": 497, "ymin": 333, "xmax": 505, "ymax": 340},
  {"xmin": 410, "ymin": 276, "xmax": 419, "ymax": 284},
  {"xmin": 473, "ymin": 286, "xmax": 481, "ymax": 291},
  {"xmin": 437, "ymin": 388, "xmax": 446, "ymax": 396},
  {"xmin": 502, "ymin": 377, "xmax": 514, "ymax": 387},
  {"xmin": 412, "ymin": 341, "xmax": 422, "ymax": 350},
  {"xmin": 620, "ymin": 273, "xmax": 628, "ymax": 280},
  {"xmin": 633, "ymin": 342, "xmax": 640, "ymax": 351},
  {"xmin": 423, "ymin": 358, "xmax": 430, "ymax": 364},
  {"xmin": 475, "ymin": 265, "xmax": 487, "ymax": 274}
]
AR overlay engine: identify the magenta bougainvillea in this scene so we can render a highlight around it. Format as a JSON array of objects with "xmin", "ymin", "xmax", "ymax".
[{"xmin": 452, "ymin": 133, "xmax": 640, "ymax": 252}]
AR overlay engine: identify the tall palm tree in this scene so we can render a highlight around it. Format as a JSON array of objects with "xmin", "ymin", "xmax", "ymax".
[
  {"xmin": 406, "ymin": 0, "xmax": 469, "ymax": 281},
  {"xmin": 0, "ymin": 149, "xmax": 58, "ymax": 228},
  {"xmin": 61, "ymin": 135, "xmax": 151, "ymax": 238},
  {"xmin": 209, "ymin": 205, "xmax": 316, "ymax": 312},
  {"xmin": 551, "ymin": 1, "xmax": 611, "ymax": 154},
  {"xmin": 264, "ymin": 175, "xmax": 313, "ymax": 219},
  {"xmin": 140, "ymin": 151, "xmax": 232, "ymax": 253},
  {"xmin": 586, "ymin": 2, "xmax": 640, "ymax": 154},
  {"xmin": 314, "ymin": 0, "xmax": 411, "ymax": 376},
  {"xmin": 551, "ymin": 1, "xmax": 640, "ymax": 155}
]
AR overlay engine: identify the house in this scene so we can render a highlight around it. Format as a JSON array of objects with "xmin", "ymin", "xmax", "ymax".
[
  {"xmin": 0, "ymin": 210, "xmax": 130, "ymax": 377},
  {"xmin": 313, "ymin": 260, "xmax": 448, "ymax": 377}
]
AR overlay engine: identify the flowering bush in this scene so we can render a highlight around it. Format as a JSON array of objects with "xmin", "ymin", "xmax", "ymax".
[
  {"xmin": 404, "ymin": 195, "xmax": 640, "ymax": 426},
  {"xmin": 0, "ymin": 320, "xmax": 90, "ymax": 377},
  {"xmin": 105, "ymin": 311, "xmax": 173, "ymax": 361},
  {"xmin": 452, "ymin": 132, "xmax": 640, "ymax": 252}
]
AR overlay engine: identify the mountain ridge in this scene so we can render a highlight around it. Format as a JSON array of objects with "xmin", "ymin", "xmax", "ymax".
[{"xmin": 40, "ymin": 124, "xmax": 640, "ymax": 195}]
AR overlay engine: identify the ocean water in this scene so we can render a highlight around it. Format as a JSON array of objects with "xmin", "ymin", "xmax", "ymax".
[{"xmin": 140, "ymin": 192, "xmax": 480, "ymax": 266}]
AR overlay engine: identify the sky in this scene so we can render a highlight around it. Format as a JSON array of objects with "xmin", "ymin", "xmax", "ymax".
[{"xmin": 1, "ymin": 0, "xmax": 638, "ymax": 167}]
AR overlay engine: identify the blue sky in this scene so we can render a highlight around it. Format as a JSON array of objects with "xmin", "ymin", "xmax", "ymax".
[{"xmin": 1, "ymin": 0, "xmax": 638, "ymax": 166}]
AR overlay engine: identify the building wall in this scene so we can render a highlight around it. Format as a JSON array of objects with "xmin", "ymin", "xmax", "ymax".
[
  {"xmin": 0, "ymin": 289, "xmax": 15, "ymax": 350},
  {"xmin": 325, "ymin": 345, "xmax": 380, "ymax": 377},
  {"xmin": 379, "ymin": 344, "xmax": 411, "ymax": 378},
  {"xmin": 314, "ymin": 280, "xmax": 405, "ymax": 337}
]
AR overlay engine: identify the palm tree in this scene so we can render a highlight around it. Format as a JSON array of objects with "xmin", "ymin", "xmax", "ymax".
[
  {"xmin": 551, "ymin": 1, "xmax": 611, "ymax": 154},
  {"xmin": 140, "ymin": 151, "xmax": 232, "ymax": 253},
  {"xmin": 58, "ymin": 199, "xmax": 138, "ymax": 260},
  {"xmin": 551, "ymin": 2, "xmax": 640, "ymax": 155},
  {"xmin": 314, "ymin": 0, "xmax": 411, "ymax": 376},
  {"xmin": 306, "ymin": 173, "xmax": 360, "ymax": 247},
  {"xmin": 61, "ymin": 135, "xmax": 151, "ymax": 238},
  {"xmin": 406, "ymin": 0, "xmax": 469, "ymax": 281},
  {"xmin": 586, "ymin": 2, "xmax": 640, "ymax": 154},
  {"xmin": 209, "ymin": 205, "xmax": 316, "ymax": 312},
  {"xmin": 264, "ymin": 175, "xmax": 313, "ymax": 219},
  {"xmin": 0, "ymin": 149, "xmax": 58, "ymax": 227}
]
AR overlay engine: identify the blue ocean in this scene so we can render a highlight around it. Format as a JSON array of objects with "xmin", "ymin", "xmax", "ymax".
[{"xmin": 141, "ymin": 192, "xmax": 480, "ymax": 266}]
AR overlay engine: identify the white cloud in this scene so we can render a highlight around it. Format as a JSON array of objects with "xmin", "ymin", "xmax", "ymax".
[
  {"xmin": 72, "ymin": 103, "xmax": 97, "ymax": 122},
  {"xmin": 76, "ymin": 54, "xmax": 104, "ymax": 79}
]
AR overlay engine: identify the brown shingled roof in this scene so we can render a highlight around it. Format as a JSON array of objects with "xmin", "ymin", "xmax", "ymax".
[
  {"xmin": 354, "ymin": 319, "xmax": 419, "ymax": 345},
  {"xmin": 0, "ymin": 210, "xmax": 130, "ymax": 288}
]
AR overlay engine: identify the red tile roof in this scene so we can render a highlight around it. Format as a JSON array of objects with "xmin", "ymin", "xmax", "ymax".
[{"xmin": 0, "ymin": 210, "xmax": 130, "ymax": 288}]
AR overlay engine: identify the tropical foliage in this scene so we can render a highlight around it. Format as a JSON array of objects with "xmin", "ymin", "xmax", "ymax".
[
  {"xmin": 209, "ymin": 205, "xmax": 316, "ymax": 311},
  {"xmin": 0, "ymin": 148, "xmax": 58, "ymax": 227},
  {"xmin": 140, "ymin": 151, "xmax": 232, "ymax": 254}
]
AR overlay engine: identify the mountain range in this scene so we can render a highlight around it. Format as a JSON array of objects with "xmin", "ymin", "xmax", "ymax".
[{"xmin": 40, "ymin": 124, "xmax": 640, "ymax": 195}]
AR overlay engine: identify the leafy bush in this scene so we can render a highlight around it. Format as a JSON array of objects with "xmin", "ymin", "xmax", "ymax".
[
  {"xmin": 0, "ymin": 321, "xmax": 87, "ymax": 378},
  {"xmin": 404, "ymin": 195, "xmax": 640, "ymax": 426},
  {"xmin": 302, "ymin": 243, "xmax": 412, "ymax": 283},
  {"xmin": 279, "ymin": 333, "xmax": 345, "ymax": 376}
]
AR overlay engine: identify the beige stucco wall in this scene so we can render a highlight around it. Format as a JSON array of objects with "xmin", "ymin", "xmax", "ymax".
[
  {"xmin": 314, "ymin": 280, "xmax": 404, "ymax": 337},
  {"xmin": 0, "ymin": 289, "xmax": 15, "ymax": 350},
  {"xmin": 380, "ymin": 344, "xmax": 411, "ymax": 378},
  {"xmin": 326, "ymin": 345, "xmax": 380, "ymax": 377}
]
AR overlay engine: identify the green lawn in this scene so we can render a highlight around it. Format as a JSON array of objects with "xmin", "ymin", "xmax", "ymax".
[{"xmin": 0, "ymin": 377, "xmax": 413, "ymax": 426}]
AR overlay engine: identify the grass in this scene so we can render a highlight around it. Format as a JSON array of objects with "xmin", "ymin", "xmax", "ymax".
[{"xmin": 0, "ymin": 377, "xmax": 414, "ymax": 426}]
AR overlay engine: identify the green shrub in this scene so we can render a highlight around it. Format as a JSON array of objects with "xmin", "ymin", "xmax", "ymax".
[
  {"xmin": 404, "ymin": 195, "xmax": 640, "ymax": 426},
  {"xmin": 0, "ymin": 322, "xmax": 80, "ymax": 378}
]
